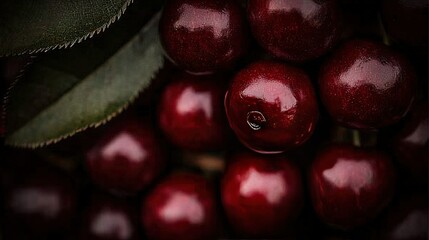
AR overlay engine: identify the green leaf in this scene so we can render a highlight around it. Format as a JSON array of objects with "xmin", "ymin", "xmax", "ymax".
[
  {"xmin": 5, "ymin": 12, "xmax": 164, "ymax": 148},
  {"xmin": 0, "ymin": 0, "xmax": 134, "ymax": 56}
]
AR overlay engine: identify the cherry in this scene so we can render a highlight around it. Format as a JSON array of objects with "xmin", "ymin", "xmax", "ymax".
[
  {"xmin": 79, "ymin": 193, "xmax": 141, "ymax": 240},
  {"xmin": 392, "ymin": 101, "xmax": 428, "ymax": 182},
  {"xmin": 141, "ymin": 173, "xmax": 219, "ymax": 240},
  {"xmin": 319, "ymin": 39, "xmax": 417, "ymax": 130},
  {"xmin": 247, "ymin": 0, "xmax": 342, "ymax": 62},
  {"xmin": 381, "ymin": 0, "xmax": 428, "ymax": 50},
  {"xmin": 158, "ymin": 73, "xmax": 232, "ymax": 151},
  {"xmin": 309, "ymin": 145, "xmax": 396, "ymax": 230},
  {"xmin": 86, "ymin": 117, "xmax": 166, "ymax": 195},
  {"xmin": 159, "ymin": 0, "xmax": 249, "ymax": 74},
  {"xmin": 2, "ymin": 158, "xmax": 77, "ymax": 238},
  {"xmin": 221, "ymin": 151, "xmax": 303, "ymax": 238},
  {"xmin": 225, "ymin": 61, "xmax": 319, "ymax": 154},
  {"xmin": 377, "ymin": 193, "xmax": 428, "ymax": 240}
]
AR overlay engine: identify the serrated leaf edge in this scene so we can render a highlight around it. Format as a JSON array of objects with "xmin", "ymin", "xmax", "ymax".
[
  {"xmin": 4, "ymin": 61, "xmax": 163, "ymax": 149},
  {"xmin": 2, "ymin": 56, "xmax": 37, "ymax": 138},
  {"xmin": 1, "ymin": 0, "xmax": 134, "ymax": 57},
  {"xmin": 5, "ymin": 14, "xmax": 165, "ymax": 149}
]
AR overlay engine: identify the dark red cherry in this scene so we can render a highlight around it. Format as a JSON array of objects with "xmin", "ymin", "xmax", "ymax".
[
  {"xmin": 381, "ymin": 0, "xmax": 428, "ymax": 50},
  {"xmin": 158, "ymin": 73, "xmax": 232, "ymax": 151},
  {"xmin": 377, "ymin": 193, "xmax": 428, "ymax": 240},
  {"xmin": 319, "ymin": 39, "xmax": 417, "ymax": 130},
  {"xmin": 309, "ymin": 145, "xmax": 396, "ymax": 230},
  {"xmin": 80, "ymin": 193, "xmax": 141, "ymax": 240},
  {"xmin": 141, "ymin": 173, "xmax": 219, "ymax": 240},
  {"xmin": 2, "ymin": 160, "xmax": 77, "ymax": 237},
  {"xmin": 159, "ymin": 0, "xmax": 249, "ymax": 74},
  {"xmin": 247, "ymin": 0, "xmax": 341, "ymax": 62},
  {"xmin": 86, "ymin": 117, "xmax": 166, "ymax": 195},
  {"xmin": 392, "ymin": 102, "xmax": 428, "ymax": 182},
  {"xmin": 221, "ymin": 151, "xmax": 303, "ymax": 238},
  {"xmin": 225, "ymin": 61, "xmax": 319, "ymax": 153}
]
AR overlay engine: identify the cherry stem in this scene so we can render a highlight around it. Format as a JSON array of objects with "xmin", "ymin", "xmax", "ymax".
[
  {"xmin": 377, "ymin": 14, "xmax": 391, "ymax": 46},
  {"xmin": 331, "ymin": 126, "xmax": 379, "ymax": 147},
  {"xmin": 182, "ymin": 152, "xmax": 225, "ymax": 173},
  {"xmin": 352, "ymin": 130, "xmax": 362, "ymax": 147}
]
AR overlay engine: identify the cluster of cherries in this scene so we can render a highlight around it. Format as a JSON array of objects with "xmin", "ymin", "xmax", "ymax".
[{"xmin": 1, "ymin": 0, "xmax": 428, "ymax": 239}]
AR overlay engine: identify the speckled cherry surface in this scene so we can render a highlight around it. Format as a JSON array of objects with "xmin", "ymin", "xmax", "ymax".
[
  {"xmin": 141, "ymin": 173, "xmax": 219, "ymax": 240},
  {"xmin": 159, "ymin": 0, "xmax": 249, "ymax": 74},
  {"xmin": 2, "ymin": 161, "xmax": 77, "ymax": 237},
  {"xmin": 80, "ymin": 193, "xmax": 141, "ymax": 240},
  {"xmin": 392, "ymin": 101, "xmax": 428, "ymax": 181},
  {"xmin": 86, "ymin": 117, "xmax": 166, "ymax": 195},
  {"xmin": 309, "ymin": 145, "xmax": 396, "ymax": 230},
  {"xmin": 158, "ymin": 73, "xmax": 232, "ymax": 151},
  {"xmin": 319, "ymin": 40, "xmax": 417, "ymax": 130},
  {"xmin": 377, "ymin": 193, "xmax": 428, "ymax": 240},
  {"xmin": 221, "ymin": 151, "xmax": 303, "ymax": 238},
  {"xmin": 381, "ymin": 0, "xmax": 428, "ymax": 50},
  {"xmin": 225, "ymin": 61, "xmax": 319, "ymax": 154},
  {"xmin": 247, "ymin": 0, "xmax": 341, "ymax": 62}
]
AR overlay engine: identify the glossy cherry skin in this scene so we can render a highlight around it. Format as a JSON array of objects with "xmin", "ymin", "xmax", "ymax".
[
  {"xmin": 79, "ymin": 193, "xmax": 141, "ymax": 240},
  {"xmin": 377, "ymin": 194, "xmax": 428, "ymax": 240},
  {"xmin": 158, "ymin": 73, "xmax": 232, "ymax": 151},
  {"xmin": 392, "ymin": 102, "xmax": 428, "ymax": 182},
  {"xmin": 86, "ymin": 117, "xmax": 166, "ymax": 195},
  {"xmin": 381, "ymin": 0, "xmax": 428, "ymax": 50},
  {"xmin": 159, "ymin": 0, "xmax": 249, "ymax": 74},
  {"xmin": 2, "ymin": 161, "xmax": 77, "ymax": 237},
  {"xmin": 319, "ymin": 39, "xmax": 417, "ymax": 130},
  {"xmin": 247, "ymin": 0, "xmax": 341, "ymax": 62},
  {"xmin": 141, "ymin": 173, "xmax": 219, "ymax": 240},
  {"xmin": 309, "ymin": 145, "xmax": 396, "ymax": 230},
  {"xmin": 221, "ymin": 151, "xmax": 303, "ymax": 238},
  {"xmin": 225, "ymin": 61, "xmax": 319, "ymax": 154}
]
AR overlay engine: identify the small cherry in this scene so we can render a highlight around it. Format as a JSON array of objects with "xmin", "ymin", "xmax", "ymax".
[
  {"xmin": 247, "ymin": 0, "xmax": 342, "ymax": 62},
  {"xmin": 79, "ymin": 193, "xmax": 141, "ymax": 240},
  {"xmin": 158, "ymin": 73, "xmax": 232, "ymax": 151},
  {"xmin": 392, "ymin": 101, "xmax": 428, "ymax": 182},
  {"xmin": 377, "ymin": 193, "xmax": 428, "ymax": 240},
  {"xmin": 141, "ymin": 173, "xmax": 219, "ymax": 240},
  {"xmin": 86, "ymin": 117, "xmax": 166, "ymax": 195},
  {"xmin": 159, "ymin": 0, "xmax": 249, "ymax": 74},
  {"xmin": 221, "ymin": 151, "xmax": 303, "ymax": 238},
  {"xmin": 309, "ymin": 144, "xmax": 396, "ymax": 230},
  {"xmin": 319, "ymin": 39, "xmax": 417, "ymax": 130},
  {"xmin": 225, "ymin": 61, "xmax": 319, "ymax": 153},
  {"xmin": 2, "ymin": 158, "xmax": 77, "ymax": 238}
]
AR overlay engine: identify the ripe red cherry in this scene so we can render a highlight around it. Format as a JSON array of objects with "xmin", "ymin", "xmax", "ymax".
[
  {"xmin": 225, "ymin": 61, "xmax": 319, "ymax": 154},
  {"xmin": 247, "ymin": 0, "xmax": 341, "ymax": 62},
  {"xmin": 86, "ymin": 117, "xmax": 166, "ymax": 195},
  {"xmin": 319, "ymin": 39, "xmax": 417, "ymax": 130},
  {"xmin": 2, "ymin": 160, "xmax": 77, "ymax": 238},
  {"xmin": 381, "ymin": 0, "xmax": 428, "ymax": 50},
  {"xmin": 392, "ymin": 101, "xmax": 428, "ymax": 182},
  {"xmin": 158, "ymin": 73, "xmax": 232, "ymax": 151},
  {"xmin": 377, "ymin": 193, "xmax": 428, "ymax": 240},
  {"xmin": 80, "ymin": 193, "xmax": 141, "ymax": 240},
  {"xmin": 159, "ymin": 0, "xmax": 249, "ymax": 74},
  {"xmin": 141, "ymin": 173, "xmax": 219, "ymax": 240},
  {"xmin": 221, "ymin": 151, "xmax": 303, "ymax": 238},
  {"xmin": 309, "ymin": 145, "xmax": 396, "ymax": 230}
]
